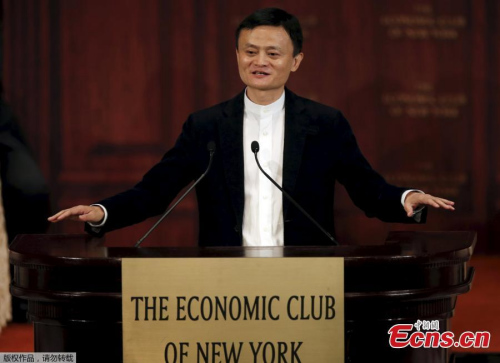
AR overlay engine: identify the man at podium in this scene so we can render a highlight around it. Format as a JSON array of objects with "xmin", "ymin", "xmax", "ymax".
[{"xmin": 49, "ymin": 8, "xmax": 454, "ymax": 246}]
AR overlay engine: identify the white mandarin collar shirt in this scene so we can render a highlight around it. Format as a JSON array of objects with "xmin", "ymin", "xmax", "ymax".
[{"xmin": 242, "ymin": 90, "xmax": 286, "ymax": 247}]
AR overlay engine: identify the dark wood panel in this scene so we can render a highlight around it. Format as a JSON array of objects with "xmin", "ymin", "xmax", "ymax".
[
  {"xmin": 58, "ymin": 0, "xmax": 164, "ymax": 169},
  {"xmin": 2, "ymin": 0, "xmax": 52, "ymax": 177},
  {"xmin": 487, "ymin": 0, "xmax": 500, "ymax": 251},
  {"xmin": 361, "ymin": 1, "xmax": 487, "ymax": 247}
]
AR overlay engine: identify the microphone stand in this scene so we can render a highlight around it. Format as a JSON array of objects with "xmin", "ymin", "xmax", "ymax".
[
  {"xmin": 134, "ymin": 143, "xmax": 216, "ymax": 247},
  {"xmin": 251, "ymin": 141, "xmax": 338, "ymax": 245}
]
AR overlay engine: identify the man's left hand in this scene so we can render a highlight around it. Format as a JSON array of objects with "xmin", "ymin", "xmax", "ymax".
[{"xmin": 404, "ymin": 192, "xmax": 455, "ymax": 217}]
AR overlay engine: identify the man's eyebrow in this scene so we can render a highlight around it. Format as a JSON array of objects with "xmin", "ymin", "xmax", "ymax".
[
  {"xmin": 243, "ymin": 43, "xmax": 283, "ymax": 51},
  {"xmin": 266, "ymin": 45, "xmax": 283, "ymax": 51}
]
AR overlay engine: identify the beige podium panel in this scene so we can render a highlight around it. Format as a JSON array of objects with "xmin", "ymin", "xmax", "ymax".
[{"xmin": 122, "ymin": 257, "xmax": 344, "ymax": 362}]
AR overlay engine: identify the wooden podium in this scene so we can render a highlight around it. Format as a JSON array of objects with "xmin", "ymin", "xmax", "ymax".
[{"xmin": 10, "ymin": 231, "xmax": 475, "ymax": 362}]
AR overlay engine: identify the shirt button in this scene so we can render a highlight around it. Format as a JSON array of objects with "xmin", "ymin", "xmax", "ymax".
[
  {"xmin": 263, "ymin": 195, "xmax": 269, "ymax": 200},
  {"xmin": 263, "ymin": 131, "xmax": 268, "ymax": 136},
  {"xmin": 263, "ymin": 226, "xmax": 270, "ymax": 232}
]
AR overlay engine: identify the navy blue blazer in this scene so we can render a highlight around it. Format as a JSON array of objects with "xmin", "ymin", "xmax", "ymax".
[{"xmin": 90, "ymin": 88, "xmax": 424, "ymax": 246}]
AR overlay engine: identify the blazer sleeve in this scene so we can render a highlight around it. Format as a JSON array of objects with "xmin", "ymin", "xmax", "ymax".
[
  {"xmin": 87, "ymin": 115, "xmax": 202, "ymax": 235},
  {"xmin": 334, "ymin": 112, "xmax": 426, "ymax": 224}
]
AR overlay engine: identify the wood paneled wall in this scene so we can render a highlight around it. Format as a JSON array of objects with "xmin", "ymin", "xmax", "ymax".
[{"xmin": 3, "ymin": 0, "xmax": 499, "ymax": 250}]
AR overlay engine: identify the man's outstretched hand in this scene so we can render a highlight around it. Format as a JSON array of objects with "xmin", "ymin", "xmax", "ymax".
[
  {"xmin": 48, "ymin": 205, "xmax": 104, "ymax": 224},
  {"xmin": 404, "ymin": 192, "xmax": 455, "ymax": 217}
]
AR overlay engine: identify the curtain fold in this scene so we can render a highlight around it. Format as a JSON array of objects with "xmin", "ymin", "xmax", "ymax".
[{"xmin": 0, "ymin": 178, "xmax": 12, "ymax": 332}]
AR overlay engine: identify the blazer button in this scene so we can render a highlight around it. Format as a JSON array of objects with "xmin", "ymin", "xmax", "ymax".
[{"xmin": 234, "ymin": 225, "xmax": 240, "ymax": 233}]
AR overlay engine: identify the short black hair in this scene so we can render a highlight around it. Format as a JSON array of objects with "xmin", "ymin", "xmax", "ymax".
[{"xmin": 235, "ymin": 8, "xmax": 303, "ymax": 56}]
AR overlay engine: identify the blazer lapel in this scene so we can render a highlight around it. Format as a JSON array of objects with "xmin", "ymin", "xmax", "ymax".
[
  {"xmin": 218, "ymin": 90, "xmax": 245, "ymax": 231},
  {"xmin": 282, "ymin": 88, "xmax": 309, "ymax": 219}
]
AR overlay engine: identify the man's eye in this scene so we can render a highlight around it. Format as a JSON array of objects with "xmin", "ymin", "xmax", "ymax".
[
  {"xmin": 246, "ymin": 51, "xmax": 256, "ymax": 55},
  {"xmin": 268, "ymin": 53, "xmax": 279, "ymax": 57}
]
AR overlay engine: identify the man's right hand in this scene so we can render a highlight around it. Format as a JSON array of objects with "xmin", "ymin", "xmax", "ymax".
[{"xmin": 48, "ymin": 205, "xmax": 105, "ymax": 224}]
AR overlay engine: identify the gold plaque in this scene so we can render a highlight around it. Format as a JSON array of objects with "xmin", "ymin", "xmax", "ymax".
[{"xmin": 122, "ymin": 257, "xmax": 344, "ymax": 362}]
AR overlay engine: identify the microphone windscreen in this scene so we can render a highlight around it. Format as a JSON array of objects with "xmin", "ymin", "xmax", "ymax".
[
  {"xmin": 207, "ymin": 141, "xmax": 216, "ymax": 152},
  {"xmin": 251, "ymin": 141, "xmax": 260, "ymax": 153}
]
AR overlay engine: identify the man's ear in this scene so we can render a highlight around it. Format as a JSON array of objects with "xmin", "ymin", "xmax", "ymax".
[{"xmin": 291, "ymin": 52, "xmax": 304, "ymax": 72}]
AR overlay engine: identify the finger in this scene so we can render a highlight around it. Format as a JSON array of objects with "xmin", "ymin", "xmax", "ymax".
[
  {"xmin": 48, "ymin": 209, "xmax": 74, "ymax": 221},
  {"xmin": 48, "ymin": 209, "xmax": 75, "ymax": 222},
  {"xmin": 53, "ymin": 209, "xmax": 78, "ymax": 222},
  {"xmin": 435, "ymin": 199, "xmax": 455, "ymax": 210},
  {"xmin": 427, "ymin": 199, "xmax": 440, "ymax": 208},
  {"xmin": 404, "ymin": 204, "xmax": 414, "ymax": 217},
  {"xmin": 48, "ymin": 209, "xmax": 67, "ymax": 221},
  {"xmin": 439, "ymin": 199, "xmax": 455, "ymax": 205}
]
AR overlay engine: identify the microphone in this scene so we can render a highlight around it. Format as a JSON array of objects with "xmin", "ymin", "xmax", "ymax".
[
  {"xmin": 251, "ymin": 141, "xmax": 339, "ymax": 245},
  {"xmin": 134, "ymin": 141, "xmax": 216, "ymax": 247}
]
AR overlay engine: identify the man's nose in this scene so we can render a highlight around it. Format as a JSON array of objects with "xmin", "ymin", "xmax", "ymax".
[{"xmin": 255, "ymin": 52, "xmax": 268, "ymax": 66}]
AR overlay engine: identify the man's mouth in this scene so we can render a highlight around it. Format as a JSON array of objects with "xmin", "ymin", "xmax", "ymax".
[{"xmin": 252, "ymin": 71, "xmax": 270, "ymax": 76}]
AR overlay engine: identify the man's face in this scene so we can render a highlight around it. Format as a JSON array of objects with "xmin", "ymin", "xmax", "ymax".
[{"xmin": 236, "ymin": 26, "xmax": 303, "ymax": 103}]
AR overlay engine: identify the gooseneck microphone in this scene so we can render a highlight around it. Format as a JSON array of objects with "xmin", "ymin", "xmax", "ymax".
[
  {"xmin": 251, "ymin": 141, "xmax": 338, "ymax": 245},
  {"xmin": 134, "ymin": 141, "xmax": 216, "ymax": 247}
]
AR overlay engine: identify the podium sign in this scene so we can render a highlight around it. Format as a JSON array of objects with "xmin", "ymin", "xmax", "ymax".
[{"xmin": 122, "ymin": 257, "xmax": 344, "ymax": 362}]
